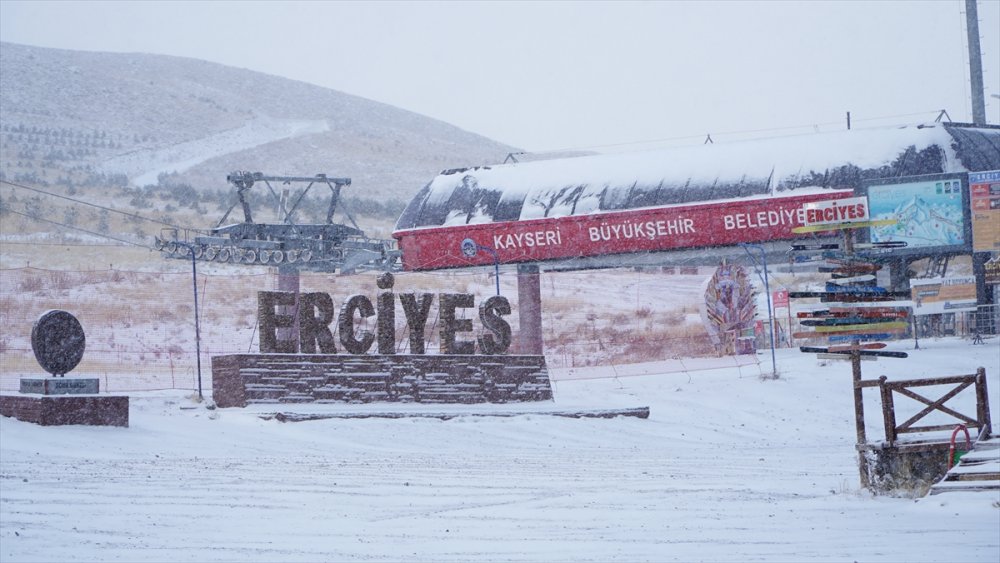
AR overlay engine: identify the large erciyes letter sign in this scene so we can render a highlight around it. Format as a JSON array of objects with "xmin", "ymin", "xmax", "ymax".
[
  {"xmin": 802, "ymin": 196, "xmax": 869, "ymax": 226},
  {"xmin": 257, "ymin": 273, "xmax": 513, "ymax": 355}
]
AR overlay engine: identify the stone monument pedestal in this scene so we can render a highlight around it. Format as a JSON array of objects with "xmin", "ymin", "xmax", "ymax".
[
  {"xmin": 1, "ymin": 376, "xmax": 129, "ymax": 427},
  {"xmin": 212, "ymin": 353, "xmax": 554, "ymax": 407}
]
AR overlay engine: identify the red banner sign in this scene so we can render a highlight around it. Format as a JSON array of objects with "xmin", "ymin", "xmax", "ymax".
[
  {"xmin": 772, "ymin": 289, "xmax": 790, "ymax": 309},
  {"xmin": 394, "ymin": 191, "xmax": 851, "ymax": 271}
]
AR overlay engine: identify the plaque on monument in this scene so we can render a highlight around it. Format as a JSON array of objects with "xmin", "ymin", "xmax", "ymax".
[{"xmin": 20, "ymin": 378, "xmax": 100, "ymax": 395}]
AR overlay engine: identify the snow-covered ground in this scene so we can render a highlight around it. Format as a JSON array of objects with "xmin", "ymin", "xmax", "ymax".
[{"xmin": 2, "ymin": 337, "xmax": 998, "ymax": 562}]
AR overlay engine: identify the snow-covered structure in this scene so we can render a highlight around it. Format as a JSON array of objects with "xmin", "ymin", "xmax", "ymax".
[{"xmin": 393, "ymin": 123, "xmax": 1000, "ymax": 271}]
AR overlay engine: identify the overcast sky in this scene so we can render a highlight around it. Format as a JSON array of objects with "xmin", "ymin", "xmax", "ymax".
[{"xmin": 1, "ymin": 0, "xmax": 998, "ymax": 153}]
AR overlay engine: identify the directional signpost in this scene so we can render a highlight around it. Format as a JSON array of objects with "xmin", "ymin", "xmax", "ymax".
[
  {"xmin": 791, "ymin": 218, "xmax": 897, "ymax": 234},
  {"xmin": 791, "ymin": 241, "xmax": 908, "ymax": 251},
  {"xmin": 789, "ymin": 195, "xmax": 912, "ymax": 488}
]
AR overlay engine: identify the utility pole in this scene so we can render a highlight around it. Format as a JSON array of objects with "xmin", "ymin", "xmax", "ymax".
[{"xmin": 966, "ymin": 0, "xmax": 986, "ymax": 125}]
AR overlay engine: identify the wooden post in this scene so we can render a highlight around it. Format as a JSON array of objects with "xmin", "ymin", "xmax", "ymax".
[
  {"xmin": 976, "ymin": 367, "xmax": 992, "ymax": 439},
  {"xmin": 852, "ymin": 346, "xmax": 870, "ymax": 488},
  {"xmin": 878, "ymin": 375, "xmax": 896, "ymax": 444}
]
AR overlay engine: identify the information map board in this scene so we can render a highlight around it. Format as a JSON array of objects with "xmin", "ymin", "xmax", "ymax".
[
  {"xmin": 862, "ymin": 173, "xmax": 971, "ymax": 256},
  {"xmin": 969, "ymin": 170, "xmax": 1000, "ymax": 253}
]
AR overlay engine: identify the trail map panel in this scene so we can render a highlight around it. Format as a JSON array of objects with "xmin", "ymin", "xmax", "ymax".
[{"xmin": 862, "ymin": 173, "xmax": 971, "ymax": 255}]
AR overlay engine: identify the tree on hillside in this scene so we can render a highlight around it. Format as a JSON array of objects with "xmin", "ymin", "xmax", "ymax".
[
  {"xmin": 63, "ymin": 206, "xmax": 79, "ymax": 227},
  {"xmin": 97, "ymin": 209, "xmax": 110, "ymax": 234}
]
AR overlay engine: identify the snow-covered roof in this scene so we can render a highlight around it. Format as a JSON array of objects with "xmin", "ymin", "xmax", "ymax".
[{"xmin": 394, "ymin": 123, "xmax": 1000, "ymax": 231}]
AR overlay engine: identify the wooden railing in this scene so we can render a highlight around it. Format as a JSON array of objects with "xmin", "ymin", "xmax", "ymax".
[{"xmin": 861, "ymin": 368, "xmax": 992, "ymax": 445}]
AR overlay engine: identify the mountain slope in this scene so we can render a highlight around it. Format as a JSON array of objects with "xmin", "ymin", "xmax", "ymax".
[{"xmin": 0, "ymin": 42, "xmax": 518, "ymax": 201}]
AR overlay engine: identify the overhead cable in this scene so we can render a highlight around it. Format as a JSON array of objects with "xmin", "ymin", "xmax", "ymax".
[
  {"xmin": 3, "ymin": 208, "xmax": 152, "ymax": 249},
  {"xmin": 0, "ymin": 179, "xmax": 188, "ymax": 230}
]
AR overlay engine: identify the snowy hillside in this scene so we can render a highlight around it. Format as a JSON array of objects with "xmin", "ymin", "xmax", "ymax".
[{"xmin": 0, "ymin": 42, "xmax": 518, "ymax": 200}]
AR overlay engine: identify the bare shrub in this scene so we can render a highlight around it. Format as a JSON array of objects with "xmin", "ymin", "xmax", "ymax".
[
  {"xmin": 619, "ymin": 338, "xmax": 666, "ymax": 362},
  {"xmin": 49, "ymin": 270, "xmax": 72, "ymax": 290},
  {"xmin": 0, "ymin": 295, "xmax": 14, "ymax": 317},
  {"xmin": 151, "ymin": 307, "xmax": 177, "ymax": 322},
  {"xmin": 611, "ymin": 312, "xmax": 631, "ymax": 326},
  {"xmin": 659, "ymin": 311, "xmax": 686, "ymax": 326},
  {"xmin": 17, "ymin": 276, "xmax": 43, "ymax": 292},
  {"xmin": 78, "ymin": 270, "xmax": 103, "ymax": 286}
]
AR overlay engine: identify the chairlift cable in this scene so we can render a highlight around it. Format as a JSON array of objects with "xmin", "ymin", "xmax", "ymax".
[
  {"xmin": 0, "ymin": 179, "xmax": 189, "ymax": 230},
  {"xmin": 526, "ymin": 108, "xmax": 947, "ymax": 155},
  {"xmin": 4, "ymin": 208, "xmax": 153, "ymax": 249}
]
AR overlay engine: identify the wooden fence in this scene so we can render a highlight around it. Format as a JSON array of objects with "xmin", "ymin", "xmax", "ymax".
[{"xmin": 861, "ymin": 367, "xmax": 992, "ymax": 446}]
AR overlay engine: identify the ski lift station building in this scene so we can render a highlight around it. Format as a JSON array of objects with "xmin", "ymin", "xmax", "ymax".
[{"xmin": 392, "ymin": 123, "xmax": 1000, "ymax": 352}]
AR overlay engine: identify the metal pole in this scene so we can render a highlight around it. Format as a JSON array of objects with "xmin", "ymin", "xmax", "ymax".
[
  {"xmin": 966, "ymin": 0, "xmax": 986, "ymax": 125},
  {"xmin": 460, "ymin": 239, "xmax": 501, "ymax": 296},
  {"xmin": 478, "ymin": 245, "xmax": 500, "ymax": 296},
  {"xmin": 178, "ymin": 243, "xmax": 204, "ymax": 400},
  {"xmin": 741, "ymin": 244, "xmax": 778, "ymax": 378},
  {"xmin": 760, "ymin": 250, "xmax": 777, "ymax": 379},
  {"xmin": 787, "ymin": 303, "xmax": 793, "ymax": 349}
]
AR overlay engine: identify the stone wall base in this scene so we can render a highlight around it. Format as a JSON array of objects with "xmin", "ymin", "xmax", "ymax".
[
  {"xmin": 862, "ymin": 443, "xmax": 951, "ymax": 496},
  {"xmin": 0, "ymin": 394, "xmax": 129, "ymax": 427},
  {"xmin": 212, "ymin": 354, "xmax": 554, "ymax": 407}
]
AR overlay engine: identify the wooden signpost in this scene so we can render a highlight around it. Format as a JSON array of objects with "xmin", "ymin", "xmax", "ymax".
[
  {"xmin": 822, "ymin": 332, "xmax": 900, "ymax": 343},
  {"xmin": 793, "ymin": 328, "xmax": 906, "ymax": 339},
  {"xmin": 825, "ymin": 342, "xmax": 887, "ymax": 352},
  {"xmin": 799, "ymin": 317, "xmax": 904, "ymax": 327},
  {"xmin": 797, "ymin": 309, "xmax": 909, "ymax": 319},
  {"xmin": 799, "ymin": 347, "xmax": 910, "ymax": 359},
  {"xmin": 790, "ymin": 218, "xmax": 897, "ymax": 233},
  {"xmin": 790, "ymin": 198, "xmax": 911, "ymax": 488},
  {"xmin": 788, "ymin": 291, "xmax": 908, "ymax": 303},
  {"xmin": 791, "ymin": 241, "xmax": 908, "ymax": 251}
]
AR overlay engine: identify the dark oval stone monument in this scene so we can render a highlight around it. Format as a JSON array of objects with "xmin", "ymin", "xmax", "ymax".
[
  {"xmin": 31, "ymin": 310, "xmax": 86, "ymax": 376},
  {"xmin": 2, "ymin": 310, "xmax": 128, "ymax": 427}
]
